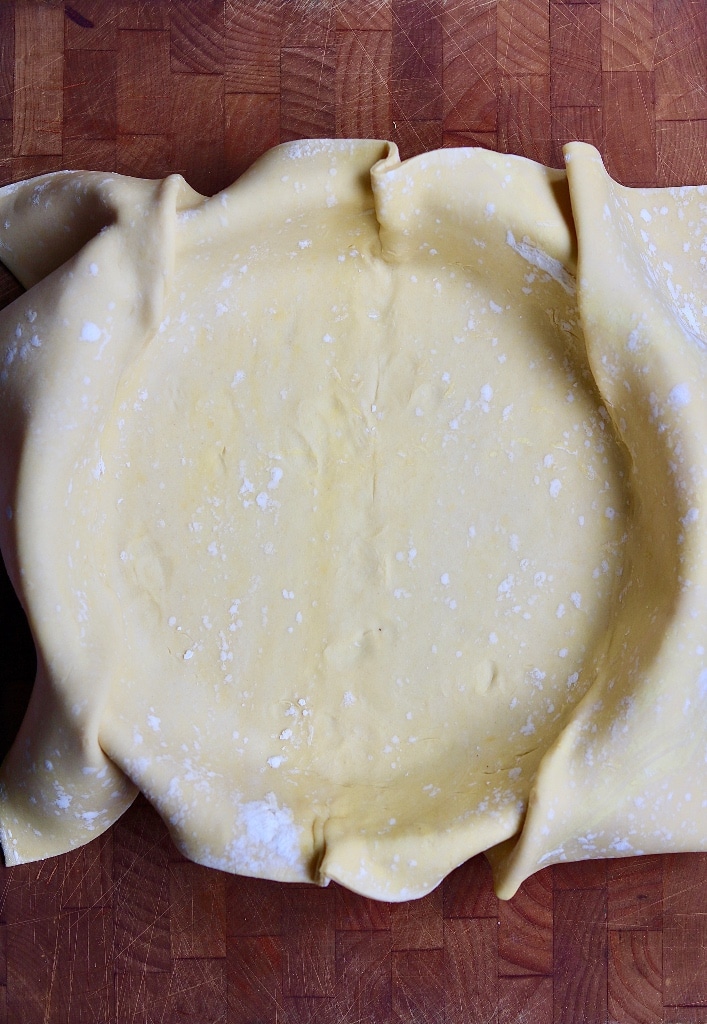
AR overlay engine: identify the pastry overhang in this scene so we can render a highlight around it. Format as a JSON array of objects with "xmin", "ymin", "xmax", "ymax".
[{"xmin": 0, "ymin": 140, "xmax": 705, "ymax": 901}]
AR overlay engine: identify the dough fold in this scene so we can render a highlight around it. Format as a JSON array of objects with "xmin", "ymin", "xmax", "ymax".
[{"xmin": 0, "ymin": 141, "xmax": 705, "ymax": 901}]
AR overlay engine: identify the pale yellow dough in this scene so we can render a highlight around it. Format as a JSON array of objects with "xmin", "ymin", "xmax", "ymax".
[{"xmin": 0, "ymin": 141, "xmax": 705, "ymax": 900}]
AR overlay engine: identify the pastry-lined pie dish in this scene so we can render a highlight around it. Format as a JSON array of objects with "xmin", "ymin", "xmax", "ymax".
[{"xmin": 0, "ymin": 140, "xmax": 705, "ymax": 900}]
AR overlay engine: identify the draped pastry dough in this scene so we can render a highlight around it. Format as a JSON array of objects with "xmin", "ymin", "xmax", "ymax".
[{"xmin": 0, "ymin": 141, "xmax": 705, "ymax": 900}]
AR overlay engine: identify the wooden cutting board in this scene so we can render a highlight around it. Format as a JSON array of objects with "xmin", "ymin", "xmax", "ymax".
[{"xmin": 1, "ymin": 2, "xmax": 707, "ymax": 1022}]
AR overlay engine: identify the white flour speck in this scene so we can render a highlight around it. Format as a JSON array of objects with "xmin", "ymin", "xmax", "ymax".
[
  {"xmin": 80, "ymin": 321, "xmax": 101, "ymax": 342},
  {"xmin": 668, "ymin": 383, "xmax": 690, "ymax": 408}
]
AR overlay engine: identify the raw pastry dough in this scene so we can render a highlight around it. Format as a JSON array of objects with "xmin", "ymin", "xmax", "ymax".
[{"xmin": 0, "ymin": 141, "xmax": 705, "ymax": 901}]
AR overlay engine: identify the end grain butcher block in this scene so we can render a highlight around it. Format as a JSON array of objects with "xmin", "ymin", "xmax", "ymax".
[{"xmin": 1, "ymin": 2, "xmax": 707, "ymax": 1024}]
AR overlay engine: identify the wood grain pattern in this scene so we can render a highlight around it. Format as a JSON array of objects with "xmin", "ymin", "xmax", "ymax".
[
  {"xmin": 550, "ymin": 2, "xmax": 601, "ymax": 107},
  {"xmin": 607, "ymin": 854, "xmax": 663, "ymax": 931},
  {"xmin": 337, "ymin": 930, "xmax": 393, "ymax": 1021},
  {"xmin": 64, "ymin": 47, "xmax": 116, "ymax": 142},
  {"xmin": 497, "ymin": 0, "xmax": 550, "ymax": 75},
  {"xmin": 112, "ymin": 801, "xmax": 172, "ymax": 973},
  {"xmin": 0, "ymin": 6, "xmax": 15, "ymax": 124},
  {"xmin": 551, "ymin": 103, "xmax": 603, "ymax": 166},
  {"xmin": 498, "ymin": 869, "xmax": 553, "ymax": 976},
  {"xmin": 280, "ymin": 44, "xmax": 337, "ymax": 141},
  {"xmin": 169, "ymin": 861, "xmax": 227, "ymax": 959},
  {"xmin": 170, "ymin": 0, "xmax": 224, "ymax": 75},
  {"xmin": 608, "ymin": 929, "xmax": 662, "ymax": 1024},
  {"xmin": 443, "ymin": 854, "xmax": 498, "ymax": 918},
  {"xmin": 225, "ymin": 2, "xmax": 281, "ymax": 94},
  {"xmin": 336, "ymin": 30, "xmax": 392, "ymax": 138},
  {"xmin": 656, "ymin": 119, "xmax": 707, "ymax": 187},
  {"xmin": 64, "ymin": 0, "xmax": 118, "ymax": 50},
  {"xmin": 603, "ymin": 69, "xmax": 656, "ymax": 186},
  {"xmin": 500, "ymin": 975, "xmax": 553, "ymax": 1024},
  {"xmin": 116, "ymin": 28, "xmax": 171, "ymax": 134},
  {"xmin": 392, "ymin": 948, "xmax": 446, "ymax": 1024},
  {"xmin": 663, "ymin": 854, "xmax": 707, "ymax": 1007},
  {"xmin": 335, "ymin": 882, "xmax": 392, "ymax": 931},
  {"xmin": 654, "ymin": 0, "xmax": 707, "ymax": 120},
  {"xmin": 13, "ymin": 6, "xmax": 63, "ymax": 157},
  {"xmin": 1, "ymin": 1, "xmax": 707, "ymax": 1021},
  {"xmin": 444, "ymin": 918, "xmax": 497, "ymax": 1024},
  {"xmin": 225, "ymin": 92, "xmax": 280, "ymax": 180},
  {"xmin": 282, "ymin": 887, "xmax": 336, "ymax": 998},
  {"xmin": 392, "ymin": 0, "xmax": 443, "ymax": 80},
  {"xmin": 338, "ymin": 0, "xmax": 393, "ymax": 31},
  {"xmin": 391, "ymin": 887, "xmax": 443, "ymax": 950},
  {"xmin": 498, "ymin": 73, "xmax": 552, "ymax": 164},
  {"xmin": 601, "ymin": 0, "xmax": 653, "ymax": 73},
  {"xmin": 227, "ymin": 935, "xmax": 280, "ymax": 1023},
  {"xmin": 554, "ymin": 886, "xmax": 609, "ymax": 1024},
  {"xmin": 442, "ymin": 2, "xmax": 498, "ymax": 132}
]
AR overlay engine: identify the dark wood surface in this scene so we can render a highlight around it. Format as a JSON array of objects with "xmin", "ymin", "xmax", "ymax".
[{"xmin": 1, "ymin": 2, "xmax": 707, "ymax": 1021}]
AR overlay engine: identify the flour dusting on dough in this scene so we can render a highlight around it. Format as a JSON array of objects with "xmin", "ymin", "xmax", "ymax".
[
  {"xmin": 506, "ymin": 230, "xmax": 576, "ymax": 295},
  {"xmin": 228, "ymin": 794, "xmax": 302, "ymax": 873}
]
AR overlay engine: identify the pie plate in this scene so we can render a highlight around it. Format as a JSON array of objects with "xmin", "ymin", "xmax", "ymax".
[{"xmin": 0, "ymin": 140, "xmax": 705, "ymax": 900}]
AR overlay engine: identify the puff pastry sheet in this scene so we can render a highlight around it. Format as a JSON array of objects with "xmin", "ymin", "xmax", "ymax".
[{"xmin": 0, "ymin": 140, "xmax": 705, "ymax": 900}]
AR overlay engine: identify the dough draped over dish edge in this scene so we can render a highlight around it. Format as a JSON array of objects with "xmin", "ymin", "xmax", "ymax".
[{"xmin": 0, "ymin": 139, "xmax": 705, "ymax": 901}]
